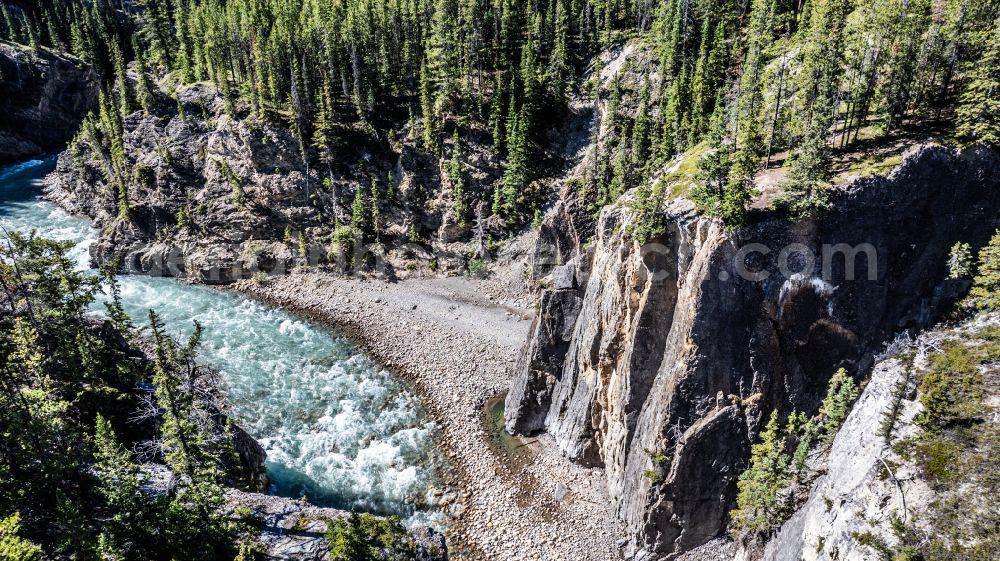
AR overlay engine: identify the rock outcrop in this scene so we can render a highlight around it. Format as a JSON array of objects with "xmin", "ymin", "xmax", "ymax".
[
  {"xmin": 225, "ymin": 490, "xmax": 448, "ymax": 561},
  {"xmin": 225, "ymin": 420, "xmax": 271, "ymax": 493},
  {"xmin": 506, "ymin": 143, "xmax": 1000, "ymax": 559},
  {"xmin": 43, "ymin": 70, "xmax": 506, "ymax": 283},
  {"xmin": 0, "ymin": 41, "xmax": 98, "ymax": 163},
  {"xmin": 755, "ymin": 311, "xmax": 999, "ymax": 561},
  {"xmin": 754, "ymin": 351, "xmax": 921, "ymax": 561}
]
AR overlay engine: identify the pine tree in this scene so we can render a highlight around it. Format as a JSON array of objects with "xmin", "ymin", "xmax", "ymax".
[
  {"xmin": 631, "ymin": 77, "xmax": 652, "ymax": 169},
  {"xmin": 351, "ymin": 185, "xmax": 369, "ymax": 242},
  {"xmin": 731, "ymin": 411, "xmax": 791, "ymax": 533},
  {"xmin": 448, "ymin": 129, "xmax": 468, "ymax": 223},
  {"xmin": 420, "ymin": 58, "xmax": 436, "ymax": 150},
  {"xmin": 108, "ymin": 39, "xmax": 132, "ymax": 116},
  {"xmin": 955, "ymin": 20, "xmax": 1000, "ymax": 146},
  {"xmin": 971, "ymin": 229, "xmax": 1000, "ymax": 311}
]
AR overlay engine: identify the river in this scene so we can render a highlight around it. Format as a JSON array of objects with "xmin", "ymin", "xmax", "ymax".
[{"xmin": 0, "ymin": 157, "xmax": 443, "ymax": 524}]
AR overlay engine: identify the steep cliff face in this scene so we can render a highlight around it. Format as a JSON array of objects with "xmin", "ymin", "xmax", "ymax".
[
  {"xmin": 757, "ymin": 311, "xmax": 999, "ymax": 561},
  {"xmin": 753, "ymin": 350, "xmax": 921, "ymax": 561},
  {"xmin": 0, "ymin": 41, "xmax": 98, "ymax": 163},
  {"xmin": 506, "ymin": 144, "xmax": 1000, "ymax": 558}
]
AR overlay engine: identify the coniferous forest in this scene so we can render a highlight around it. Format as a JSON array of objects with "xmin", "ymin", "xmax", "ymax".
[
  {"xmin": 2, "ymin": 0, "xmax": 1000, "ymax": 560},
  {"xmin": 1, "ymin": 0, "xmax": 997, "ymax": 229}
]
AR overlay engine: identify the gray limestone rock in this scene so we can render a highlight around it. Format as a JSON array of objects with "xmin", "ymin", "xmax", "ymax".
[{"xmin": 506, "ymin": 144, "xmax": 1000, "ymax": 558}]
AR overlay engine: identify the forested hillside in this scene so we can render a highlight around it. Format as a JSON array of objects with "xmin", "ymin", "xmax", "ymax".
[
  {"xmin": 2, "ymin": 1, "xmax": 1000, "ymax": 560},
  {"xmin": 2, "ymin": 0, "xmax": 997, "ymax": 240}
]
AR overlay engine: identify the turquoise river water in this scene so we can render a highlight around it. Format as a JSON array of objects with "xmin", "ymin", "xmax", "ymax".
[{"xmin": 0, "ymin": 157, "xmax": 442, "ymax": 524}]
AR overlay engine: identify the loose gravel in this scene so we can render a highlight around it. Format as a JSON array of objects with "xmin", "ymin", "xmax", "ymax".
[{"xmin": 233, "ymin": 271, "xmax": 624, "ymax": 561}]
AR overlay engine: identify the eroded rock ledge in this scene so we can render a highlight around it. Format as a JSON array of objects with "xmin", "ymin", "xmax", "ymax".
[{"xmin": 505, "ymin": 144, "xmax": 1000, "ymax": 559}]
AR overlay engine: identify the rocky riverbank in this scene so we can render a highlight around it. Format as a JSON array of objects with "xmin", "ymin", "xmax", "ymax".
[
  {"xmin": 224, "ymin": 489, "xmax": 448, "ymax": 561},
  {"xmin": 233, "ymin": 271, "xmax": 624, "ymax": 561}
]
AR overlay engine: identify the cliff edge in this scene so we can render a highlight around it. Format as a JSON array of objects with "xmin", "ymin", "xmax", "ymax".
[{"xmin": 506, "ymin": 143, "xmax": 1000, "ymax": 559}]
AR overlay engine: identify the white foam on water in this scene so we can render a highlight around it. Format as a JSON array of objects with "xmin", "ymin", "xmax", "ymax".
[
  {"xmin": 0, "ymin": 158, "xmax": 443, "ymax": 524},
  {"xmin": 0, "ymin": 158, "xmax": 46, "ymax": 181}
]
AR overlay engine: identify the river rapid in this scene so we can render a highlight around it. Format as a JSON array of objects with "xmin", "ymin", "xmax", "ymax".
[{"xmin": 0, "ymin": 157, "xmax": 444, "ymax": 525}]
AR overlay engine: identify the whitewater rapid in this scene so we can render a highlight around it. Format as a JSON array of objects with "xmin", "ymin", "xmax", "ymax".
[{"xmin": 0, "ymin": 157, "xmax": 443, "ymax": 523}]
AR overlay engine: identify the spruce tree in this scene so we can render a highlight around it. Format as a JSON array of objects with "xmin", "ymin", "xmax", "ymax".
[
  {"xmin": 1, "ymin": 4, "xmax": 16, "ymax": 43},
  {"xmin": 313, "ymin": 84, "xmax": 337, "ymax": 170},
  {"xmin": 779, "ymin": 0, "xmax": 851, "ymax": 217},
  {"xmin": 499, "ymin": 106, "xmax": 530, "ymax": 218},
  {"xmin": 351, "ymin": 185, "xmax": 369, "ymax": 242},
  {"xmin": 549, "ymin": 0, "xmax": 573, "ymax": 99},
  {"xmin": 775, "ymin": 125, "xmax": 832, "ymax": 218},
  {"xmin": 0, "ymin": 513, "xmax": 42, "ymax": 561},
  {"xmin": 147, "ymin": 312, "xmax": 225, "ymax": 542},
  {"xmin": 489, "ymin": 74, "xmax": 508, "ymax": 151},
  {"xmin": 448, "ymin": 129, "xmax": 468, "ymax": 223},
  {"xmin": 693, "ymin": 16, "xmax": 733, "ymax": 140},
  {"xmin": 420, "ymin": 58, "xmax": 436, "ymax": 151},
  {"xmin": 731, "ymin": 410, "xmax": 791, "ymax": 533},
  {"xmin": 174, "ymin": 1, "xmax": 194, "ymax": 83},
  {"xmin": 722, "ymin": 133, "xmax": 761, "ymax": 227},
  {"xmin": 93, "ymin": 415, "xmax": 160, "ymax": 557},
  {"xmin": 692, "ymin": 115, "xmax": 732, "ymax": 218},
  {"xmin": 971, "ymin": 229, "xmax": 1000, "ymax": 311},
  {"xmin": 370, "ymin": 177, "xmax": 381, "ymax": 242},
  {"xmin": 955, "ymin": 20, "xmax": 1000, "ymax": 146},
  {"xmin": 110, "ymin": 40, "xmax": 133, "ymax": 116},
  {"xmin": 428, "ymin": 0, "xmax": 460, "ymax": 101},
  {"xmin": 132, "ymin": 44, "xmax": 155, "ymax": 114},
  {"xmin": 631, "ymin": 77, "xmax": 652, "ymax": 169},
  {"xmin": 818, "ymin": 368, "xmax": 858, "ymax": 442}
]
